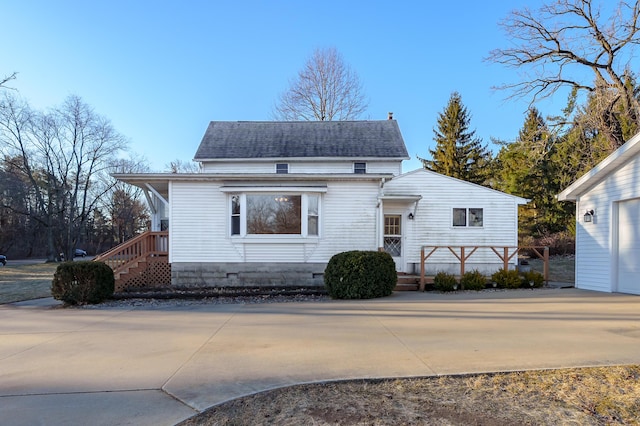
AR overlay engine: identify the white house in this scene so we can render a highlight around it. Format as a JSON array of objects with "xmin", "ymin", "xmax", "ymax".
[
  {"xmin": 112, "ymin": 119, "xmax": 527, "ymax": 289},
  {"xmin": 558, "ymin": 131, "xmax": 640, "ymax": 295}
]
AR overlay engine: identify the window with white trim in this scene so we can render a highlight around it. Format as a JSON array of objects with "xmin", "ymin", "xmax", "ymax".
[
  {"xmin": 453, "ymin": 208, "xmax": 483, "ymax": 227},
  {"xmin": 354, "ymin": 162, "xmax": 366, "ymax": 174},
  {"xmin": 383, "ymin": 215, "xmax": 402, "ymax": 256},
  {"xmin": 230, "ymin": 193, "xmax": 320, "ymax": 237},
  {"xmin": 231, "ymin": 195, "xmax": 241, "ymax": 235},
  {"xmin": 307, "ymin": 194, "xmax": 319, "ymax": 236},
  {"xmin": 275, "ymin": 163, "xmax": 289, "ymax": 174}
]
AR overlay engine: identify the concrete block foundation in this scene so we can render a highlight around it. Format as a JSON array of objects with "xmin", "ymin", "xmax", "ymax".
[{"xmin": 171, "ymin": 262, "xmax": 327, "ymax": 288}]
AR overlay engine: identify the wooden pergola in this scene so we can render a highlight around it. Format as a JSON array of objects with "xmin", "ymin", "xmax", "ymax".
[{"xmin": 419, "ymin": 245, "xmax": 550, "ymax": 291}]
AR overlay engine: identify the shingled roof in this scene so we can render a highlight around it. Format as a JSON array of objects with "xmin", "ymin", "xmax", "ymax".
[{"xmin": 193, "ymin": 120, "xmax": 409, "ymax": 160}]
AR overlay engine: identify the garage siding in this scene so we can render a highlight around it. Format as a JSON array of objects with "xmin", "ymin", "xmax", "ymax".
[{"xmin": 575, "ymin": 155, "xmax": 640, "ymax": 292}]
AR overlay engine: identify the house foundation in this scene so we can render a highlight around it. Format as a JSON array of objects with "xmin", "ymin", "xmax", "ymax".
[{"xmin": 171, "ymin": 262, "xmax": 327, "ymax": 288}]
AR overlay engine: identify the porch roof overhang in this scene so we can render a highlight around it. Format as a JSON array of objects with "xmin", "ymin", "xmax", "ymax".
[
  {"xmin": 112, "ymin": 172, "xmax": 394, "ymax": 200},
  {"xmin": 378, "ymin": 195, "xmax": 423, "ymax": 203},
  {"xmin": 377, "ymin": 195, "xmax": 422, "ymax": 217}
]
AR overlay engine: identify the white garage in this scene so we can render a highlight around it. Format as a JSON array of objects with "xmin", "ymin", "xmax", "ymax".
[
  {"xmin": 558, "ymin": 132, "xmax": 640, "ymax": 294},
  {"xmin": 617, "ymin": 198, "xmax": 640, "ymax": 294}
]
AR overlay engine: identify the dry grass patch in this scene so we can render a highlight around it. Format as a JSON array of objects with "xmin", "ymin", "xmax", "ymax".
[
  {"xmin": 0, "ymin": 263, "xmax": 58, "ymax": 304},
  {"xmin": 529, "ymin": 255, "xmax": 575, "ymax": 283},
  {"xmin": 180, "ymin": 365, "xmax": 640, "ymax": 425}
]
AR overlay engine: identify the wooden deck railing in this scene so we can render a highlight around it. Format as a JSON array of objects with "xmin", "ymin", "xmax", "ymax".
[
  {"xmin": 419, "ymin": 245, "xmax": 549, "ymax": 291},
  {"xmin": 94, "ymin": 231, "xmax": 168, "ymax": 274}
]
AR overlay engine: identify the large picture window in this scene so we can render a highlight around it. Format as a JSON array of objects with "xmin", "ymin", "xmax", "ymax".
[
  {"xmin": 247, "ymin": 195, "xmax": 301, "ymax": 234},
  {"xmin": 230, "ymin": 193, "xmax": 320, "ymax": 237},
  {"xmin": 453, "ymin": 208, "xmax": 483, "ymax": 227}
]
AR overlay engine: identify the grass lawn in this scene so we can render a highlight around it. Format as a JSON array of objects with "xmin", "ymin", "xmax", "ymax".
[
  {"xmin": 529, "ymin": 255, "xmax": 575, "ymax": 283},
  {"xmin": 0, "ymin": 263, "xmax": 58, "ymax": 304}
]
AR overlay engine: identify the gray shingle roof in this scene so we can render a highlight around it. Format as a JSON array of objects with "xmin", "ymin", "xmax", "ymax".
[{"xmin": 193, "ymin": 120, "xmax": 409, "ymax": 160}]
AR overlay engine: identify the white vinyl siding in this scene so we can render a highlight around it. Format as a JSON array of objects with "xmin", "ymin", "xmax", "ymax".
[
  {"xmin": 200, "ymin": 160, "xmax": 402, "ymax": 175},
  {"xmin": 170, "ymin": 181, "xmax": 242, "ymax": 263},
  {"xmin": 167, "ymin": 168, "xmax": 524, "ymax": 273},
  {"xmin": 617, "ymin": 199, "xmax": 640, "ymax": 294},
  {"xmin": 307, "ymin": 181, "xmax": 379, "ymax": 261},
  {"xmin": 574, "ymin": 155, "xmax": 640, "ymax": 292},
  {"xmin": 383, "ymin": 169, "xmax": 523, "ymax": 270}
]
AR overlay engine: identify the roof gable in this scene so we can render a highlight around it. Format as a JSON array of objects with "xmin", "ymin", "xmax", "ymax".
[
  {"xmin": 193, "ymin": 120, "xmax": 409, "ymax": 161},
  {"xmin": 557, "ymin": 131, "xmax": 640, "ymax": 201},
  {"xmin": 387, "ymin": 168, "xmax": 529, "ymax": 204}
]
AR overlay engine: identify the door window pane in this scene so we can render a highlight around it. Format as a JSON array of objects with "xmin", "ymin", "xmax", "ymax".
[
  {"xmin": 384, "ymin": 215, "xmax": 401, "ymax": 256},
  {"xmin": 384, "ymin": 215, "xmax": 401, "ymax": 235}
]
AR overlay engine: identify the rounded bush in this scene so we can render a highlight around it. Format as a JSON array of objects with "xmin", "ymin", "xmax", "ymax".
[
  {"xmin": 460, "ymin": 270, "xmax": 487, "ymax": 291},
  {"xmin": 434, "ymin": 272, "xmax": 458, "ymax": 292},
  {"xmin": 51, "ymin": 261, "xmax": 115, "ymax": 305},
  {"xmin": 491, "ymin": 269, "xmax": 521, "ymax": 289},
  {"xmin": 324, "ymin": 251, "xmax": 397, "ymax": 299},
  {"xmin": 521, "ymin": 270, "xmax": 545, "ymax": 288}
]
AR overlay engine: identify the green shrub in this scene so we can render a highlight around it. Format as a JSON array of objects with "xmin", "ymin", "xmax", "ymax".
[
  {"xmin": 324, "ymin": 251, "xmax": 397, "ymax": 299},
  {"xmin": 51, "ymin": 261, "xmax": 115, "ymax": 305},
  {"xmin": 521, "ymin": 270, "xmax": 545, "ymax": 288},
  {"xmin": 460, "ymin": 270, "xmax": 487, "ymax": 291},
  {"xmin": 434, "ymin": 272, "xmax": 458, "ymax": 292},
  {"xmin": 491, "ymin": 268, "xmax": 521, "ymax": 289}
]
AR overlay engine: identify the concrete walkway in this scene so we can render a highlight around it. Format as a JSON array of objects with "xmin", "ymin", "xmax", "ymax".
[{"xmin": 1, "ymin": 288, "xmax": 639, "ymax": 425}]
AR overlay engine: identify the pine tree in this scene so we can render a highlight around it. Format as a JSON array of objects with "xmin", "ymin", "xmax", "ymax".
[
  {"xmin": 420, "ymin": 92, "xmax": 489, "ymax": 184},
  {"xmin": 495, "ymin": 108, "xmax": 570, "ymax": 237}
]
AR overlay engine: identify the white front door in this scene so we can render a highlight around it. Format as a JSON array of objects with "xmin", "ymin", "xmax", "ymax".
[
  {"xmin": 384, "ymin": 214, "xmax": 404, "ymax": 272},
  {"xmin": 617, "ymin": 198, "xmax": 640, "ymax": 295}
]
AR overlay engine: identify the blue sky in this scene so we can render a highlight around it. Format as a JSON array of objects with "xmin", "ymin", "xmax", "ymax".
[{"xmin": 3, "ymin": 0, "xmax": 563, "ymax": 172}]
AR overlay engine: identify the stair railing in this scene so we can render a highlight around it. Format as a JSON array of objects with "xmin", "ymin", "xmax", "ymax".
[{"xmin": 94, "ymin": 231, "xmax": 168, "ymax": 274}]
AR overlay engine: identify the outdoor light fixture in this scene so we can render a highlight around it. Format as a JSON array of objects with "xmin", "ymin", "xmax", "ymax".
[
  {"xmin": 408, "ymin": 212, "xmax": 414, "ymax": 220},
  {"xmin": 584, "ymin": 209, "xmax": 594, "ymax": 223}
]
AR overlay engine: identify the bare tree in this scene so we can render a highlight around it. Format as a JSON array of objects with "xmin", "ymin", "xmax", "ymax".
[
  {"xmin": 165, "ymin": 158, "xmax": 200, "ymax": 173},
  {"xmin": 273, "ymin": 47, "xmax": 368, "ymax": 121},
  {"xmin": 0, "ymin": 93, "xmax": 128, "ymax": 260},
  {"xmin": 0, "ymin": 72, "xmax": 17, "ymax": 89},
  {"xmin": 106, "ymin": 158, "xmax": 150, "ymax": 245},
  {"xmin": 488, "ymin": 0, "xmax": 640, "ymax": 149}
]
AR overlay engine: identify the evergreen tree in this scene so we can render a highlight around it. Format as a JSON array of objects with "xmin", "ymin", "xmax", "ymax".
[
  {"xmin": 494, "ymin": 108, "xmax": 570, "ymax": 237},
  {"xmin": 420, "ymin": 92, "xmax": 490, "ymax": 184}
]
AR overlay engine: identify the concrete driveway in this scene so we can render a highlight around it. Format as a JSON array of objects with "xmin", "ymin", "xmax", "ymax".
[{"xmin": 1, "ymin": 288, "xmax": 639, "ymax": 425}]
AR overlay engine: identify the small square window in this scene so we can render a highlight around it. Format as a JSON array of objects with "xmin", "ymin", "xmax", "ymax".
[
  {"xmin": 469, "ymin": 208, "xmax": 483, "ymax": 227},
  {"xmin": 453, "ymin": 208, "xmax": 484, "ymax": 227},
  {"xmin": 354, "ymin": 162, "xmax": 366, "ymax": 174},
  {"xmin": 276, "ymin": 163, "xmax": 289, "ymax": 174},
  {"xmin": 453, "ymin": 208, "xmax": 467, "ymax": 227}
]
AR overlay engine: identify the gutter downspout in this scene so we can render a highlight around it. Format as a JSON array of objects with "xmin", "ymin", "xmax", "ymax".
[{"xmin": 377, "ymin": 178, "xmax": 386, "ymax": 251}]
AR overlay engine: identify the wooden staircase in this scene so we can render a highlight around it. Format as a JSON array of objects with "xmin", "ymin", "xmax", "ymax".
[
  {"xmin": 395, "ymin": 273, "xmax": 420, "ymax": 291},
  {"xmin": 94, "ymin": 231, "xmax": 169, "ymax": 292}
]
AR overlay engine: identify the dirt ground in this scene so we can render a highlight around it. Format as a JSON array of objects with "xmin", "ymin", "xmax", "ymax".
[{"xmin": 179, "ymin": 365, "xmax": 640, "ymax": 425}]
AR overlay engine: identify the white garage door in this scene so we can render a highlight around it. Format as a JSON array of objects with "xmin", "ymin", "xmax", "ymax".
[{"xmin": 617, "ymin": 198, "xmax": 640, "ymax": 295}]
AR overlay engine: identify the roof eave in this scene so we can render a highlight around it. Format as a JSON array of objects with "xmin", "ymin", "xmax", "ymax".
[
  {"xmin": 557, "ymin": 131, "xmax": 640, "ymax": 201},
  {"xmin": 112, "ymin": 172, "xmax": 394, "ymax": 185},
  {"xmin": 193, "ymin": 156, "xmax": 410, "ymax": 162}
]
